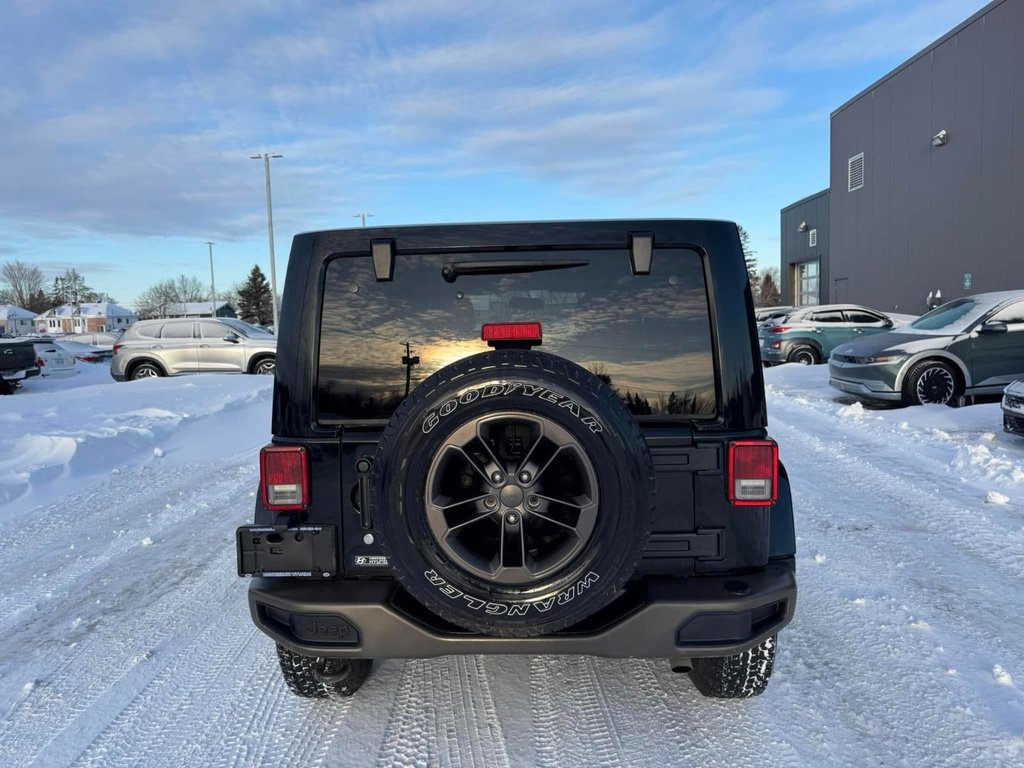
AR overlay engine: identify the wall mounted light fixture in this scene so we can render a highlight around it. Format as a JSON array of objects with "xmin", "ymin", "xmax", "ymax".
[
  {"xmin": 797, "ymin": 222, "xmax": 808, "ymax": 232},
  {"xmin": 931, "ymin": 129, "xmax": 948, "ymax": 147}
]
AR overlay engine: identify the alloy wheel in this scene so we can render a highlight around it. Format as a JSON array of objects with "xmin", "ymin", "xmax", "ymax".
[{"xmin": 424, "ymin": 412, "xmax": 599, "ymax": 585}]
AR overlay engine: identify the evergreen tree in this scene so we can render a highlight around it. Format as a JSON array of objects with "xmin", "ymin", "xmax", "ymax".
[
  {"xmin": 237, "ymin": 265, "xmax": 273, "ymax": 325},
  {"xmin": 737, "ymin": 225, "xmax": 757, "ymax": 294}
]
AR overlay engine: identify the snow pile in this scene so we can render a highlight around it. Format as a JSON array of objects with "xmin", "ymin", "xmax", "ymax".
[
  {"xmin": 765, "ymin": 363, "xmax": 1023, "ymax": 507},
  {"xmin": 0, "ymin": 370, "xmax": 272, "ymax": 511}
]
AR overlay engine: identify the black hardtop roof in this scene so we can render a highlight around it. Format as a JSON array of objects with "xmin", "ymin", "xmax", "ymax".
[{"xmin": 293, "ymin": 219, "xmax": 740, "ymax": 258}]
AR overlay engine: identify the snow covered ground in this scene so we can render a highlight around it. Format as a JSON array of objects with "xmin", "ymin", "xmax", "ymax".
[{"xmin": 1, "ymin": 363, "xmax": 1022, "ymax": 767}]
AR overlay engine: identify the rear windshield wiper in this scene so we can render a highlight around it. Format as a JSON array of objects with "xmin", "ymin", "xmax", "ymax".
[{"xmin": 441, "ymin": 258, "xmax": 588, "ymax": 283}]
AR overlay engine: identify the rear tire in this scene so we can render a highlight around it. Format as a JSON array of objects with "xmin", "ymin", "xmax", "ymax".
[
  {"xmin": 689, "ymin": 635, "xmax": 777, "ymax": 699},
  {"xmin": 902, "ymin": 360, "xmax": 960, "ymax": 406},
  {"xmin": 130, "ymin": 362, "xmax": 163, "ymax": 380},
  {"xmin": 786, "ymin": 345, "xmax": 819, "ymax": 366},
  {"xmin": 276, "ymin": 645, "xmax": 373, "ymax": 698},
  {"xmin": 251, "ymin": 356, "xmax": 276, "ymax": 375}
]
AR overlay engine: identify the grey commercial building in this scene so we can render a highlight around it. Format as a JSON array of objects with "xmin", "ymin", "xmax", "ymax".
[
  {"xmin": 780, "ymin": 189, "xmax": 829, "ymax": 306},
  {"xmin": 782, "ymin": 0, "xmax": 1024, "ymax": 311}
]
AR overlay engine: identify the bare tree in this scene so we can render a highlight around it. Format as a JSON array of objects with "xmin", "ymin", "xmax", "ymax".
[
  {"xmin": 174, "ymin": 274, "xmax": 208, "ymax": 303},
  {"xmin": 1, "ymin": 260, "xmax": 46, "ymax": 309}
]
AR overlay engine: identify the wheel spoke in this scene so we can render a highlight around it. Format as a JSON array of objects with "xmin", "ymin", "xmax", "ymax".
[
  {"xmin": 435, "ymin": 494, "xmax": 494, "ymax": 530},
  {"xmin": 499, "ymin": 517, "xmax": 525, "ymax": 569},
  {"xmin": 529, "ymin": 494, "xmax": 583, "ymax": 529}
]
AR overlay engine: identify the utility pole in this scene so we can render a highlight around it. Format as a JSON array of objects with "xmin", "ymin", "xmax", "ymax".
[
  {"xmin": 251, "ymin": 152, "xmax": 284, "ymax": 332},
  {"xmin": 353, "ymin": 212, "xmax": 375, "ymax": 227},
  {"xmin": 402, "ymin": 342, "xmax": 420, "ymax": 397},
  {"xmin": 206, "ymin": 241, "xmax": 217, "ymax": 311}
]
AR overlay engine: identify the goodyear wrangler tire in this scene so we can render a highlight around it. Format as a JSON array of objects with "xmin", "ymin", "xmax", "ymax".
[{"xmin": 373, "ymin": 350, "xmax": 655, "ymax": 637}]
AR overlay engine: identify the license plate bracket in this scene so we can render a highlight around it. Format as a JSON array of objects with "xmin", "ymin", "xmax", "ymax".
[{"xmin": 236, "ymin": 525, "xmax": 336, "ymax": 578}]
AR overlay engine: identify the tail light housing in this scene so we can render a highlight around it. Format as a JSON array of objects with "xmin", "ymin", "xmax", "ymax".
[
  {"xmin": 767, "ymin": 326, "xmax": 790, "ymax": 333},
  {"xmin": 112, "ymin": 343, "xmax": 123, "ymax": 356},
  {"xmin": 727, "ymin": 440, "xmax": 778, "ymax": 505},
  {"xmin": 260, "ymin": 445, "xmax": 309, "ymax": 510},
  {"xmin": 36, "ymin": 357, "xmax": 45, "ymax": 367}
]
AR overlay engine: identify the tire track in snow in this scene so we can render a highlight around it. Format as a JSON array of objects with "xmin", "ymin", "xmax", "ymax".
[
  {"xmin": 529, "ymin": 656, "xmax": 624, "ymax": 768},
  {"xmin": 0, "ymin": 462, "xmax": 257, "ymax": 767},
  {"xmin": 373, "ymin": 656, "xmax": 511, "ymax": 768}
]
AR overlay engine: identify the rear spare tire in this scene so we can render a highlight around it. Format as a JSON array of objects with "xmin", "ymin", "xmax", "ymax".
[{"xmin": 373, "ymin": 350, "xmax": 655, "ymax": 638}]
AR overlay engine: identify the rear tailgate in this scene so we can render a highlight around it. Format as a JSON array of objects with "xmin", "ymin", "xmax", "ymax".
[{"xmin": 0, "ymin": 340, "xmax": 38, "ymax": 376}]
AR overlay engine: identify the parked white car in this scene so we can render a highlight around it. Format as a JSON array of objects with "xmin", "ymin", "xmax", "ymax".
[
  {"xmin": 60, "ymin": 331, "xmax": 123, "ymax": 349},
  {"xmin": 32, "ymin": 339, "xmax": 77, "ymax": 377}
]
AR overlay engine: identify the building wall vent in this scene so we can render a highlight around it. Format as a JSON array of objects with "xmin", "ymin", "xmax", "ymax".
[
  {"xmin": 848, "ymin": 153, "xmax": 865, "ymax": 192},
  {"xmin": 809, "ymin": 229, "xmax": 818, "ymax": 247}
]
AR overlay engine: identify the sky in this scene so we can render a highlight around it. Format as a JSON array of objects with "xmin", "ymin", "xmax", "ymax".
[{"xmin": 0, "ymin": 0, "xmax": 990, "ymax": 309}]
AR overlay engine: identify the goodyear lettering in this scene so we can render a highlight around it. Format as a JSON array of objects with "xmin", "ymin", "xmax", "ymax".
[{"xmin": 421, "ymin": 381, "xmax": 604, "ymax": 434}]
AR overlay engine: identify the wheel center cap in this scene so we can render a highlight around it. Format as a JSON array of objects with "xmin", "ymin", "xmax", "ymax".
[{"xmin": 500, "ymin": 484, "xmax": 524, "ymax": 508}]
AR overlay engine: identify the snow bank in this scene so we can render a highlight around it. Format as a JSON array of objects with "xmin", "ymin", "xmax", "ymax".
[
  {"xmin": 765, "ymin": 363, "xmax": 1023, "ymax": 506},
  {"xmin": 0, "ymin": 371, "xmax": 272, "ymax": 512}
]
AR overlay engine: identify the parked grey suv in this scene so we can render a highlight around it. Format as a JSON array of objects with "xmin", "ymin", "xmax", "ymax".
[{"xmin": 111, "ymin": 318, "xmax": 277, "ymax": 381}]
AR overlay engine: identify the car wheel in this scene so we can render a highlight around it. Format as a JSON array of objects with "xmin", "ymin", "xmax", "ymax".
[
  {"xmin": 130, "ymin": 362, "xmax": 163, "ymax": 380},
  {"xmin": 276, "ymin": 645, "xmax": 373, "ymax": 698},
  {"xmin": 252, "ymin": 357, "xmax": 276, "ymax": 375},
  {"xmin": 787, "ymin": 345, "xmax": 819, "ymax": 366},
  {"xmin": 904, "ymin": 360, "xmax": 960, "ymax": 406},
  {"xmin": 373, "ymin": 349, "xmax": 655, "ymax": 638},
  {"xmin": 689, "ymin": 635, "xmax": 777, "ymax": 699}
]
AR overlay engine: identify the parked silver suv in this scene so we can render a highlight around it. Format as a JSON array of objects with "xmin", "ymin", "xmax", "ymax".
[{"xmin": 111, "ymin": 318, "xmax": 277, "ymax": 381}]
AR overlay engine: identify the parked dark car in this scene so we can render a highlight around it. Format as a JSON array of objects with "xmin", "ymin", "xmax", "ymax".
[
  {"xmin": 236, "ymin": 220, "xmax": 797, "ymax": 701},
  {"xmin": 0, "ymin": 339, "xmax": 40, "ymax": 393},
  {"xmin": 760, "ymin": 304, "xmax": 896, "ymax": 365},
  {"xmin": 1001, "ymin": 380, "xmax": 1024, "ymax": 436},
  {"xmin": 829, "ymin": 291, "xmax": 1024, "ymax": 406}
]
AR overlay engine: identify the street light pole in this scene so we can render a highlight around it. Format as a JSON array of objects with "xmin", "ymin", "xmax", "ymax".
[
  {"xmin": 206, "ymin": 241, "xmax": 216, "ymax": 311},
  {"xmin": 251, "ymin": 152, "xmax": 284, "ymax": 332},
  {"xmin": 353, "ymin": 212, "xmax": 374, "ymax": 227}
]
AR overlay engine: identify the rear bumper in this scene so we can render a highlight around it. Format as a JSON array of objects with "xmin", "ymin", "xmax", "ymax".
[
  {"xmin": 247, "ymin": 558, "xmax": 797, "ymax": 660},
  {"xmin": 0, "ymin": 367, "xmax": 38, "ymax": 381}
]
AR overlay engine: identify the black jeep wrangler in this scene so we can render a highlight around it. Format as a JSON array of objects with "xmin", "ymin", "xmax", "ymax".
[{"xmin": 237, "ymin": 220, "xmax": 796, "ymax": 699}]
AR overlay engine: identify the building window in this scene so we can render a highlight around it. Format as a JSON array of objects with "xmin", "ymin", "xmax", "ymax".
[
  {"xmin": 795, "ymin": 260, "xmax": 820, "ymax": 306},
  {"xmin": 848, "ymin": 152, "xmax": 865, "ymax": 191},
  {"xmin": 808, "ymin": 228, "xmax": 817, "ymax": 247}
]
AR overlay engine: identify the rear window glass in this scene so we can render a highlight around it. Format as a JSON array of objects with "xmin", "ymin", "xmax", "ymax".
[
  {"xmin": 317, "ymin": 249, "xmax": 716, "ymax": 422},
  {"xmin": 133, "ymin": 324, "xmax": 162, "ymax": 339},
  {"xmin": 160, "ymin": 322, "xmax": 194, "ymax": 339}
]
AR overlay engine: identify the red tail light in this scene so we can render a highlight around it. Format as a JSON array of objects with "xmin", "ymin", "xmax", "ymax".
[
  {"xmin": 768, "ymin": 326, "xmax": 790, "ymax": 333},
  {"xmin": 78, "ymin": 355, "xmax": 99, "ymax": 362},
  {"xmin": 727, "ymin": 440, "xmax": 778, "ymax": 506},
  {"xmin": 260, "ymin": 445, "xmax": 309, "ymax": 510},
  {"xmin": 481, "ymin": 322, "xmax": 542, "ymax": 343},
  {"xmin": 112, "ymin": 343, "xmax": 123, "ymax": 356},
  {"xmin": 35, "ymin": 357, "xmax": 45, "ymax": 367}
]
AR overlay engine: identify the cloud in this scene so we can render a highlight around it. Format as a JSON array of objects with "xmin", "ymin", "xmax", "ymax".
[{"xmin": 0, "ymin": 0, "xmax": 988, "ymax": 250}]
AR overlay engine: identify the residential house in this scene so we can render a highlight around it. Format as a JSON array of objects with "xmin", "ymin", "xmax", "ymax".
[
  {"xmin": 0, "ymin": 305, "xmax": 36, "ymax": 336},
  {"xmin": 35, "ymin": 303, "xmax": 140, "ymax": 334},
  {"xmin": 162, "ymin": 301, "xmax": 237, "ymax": 319}
]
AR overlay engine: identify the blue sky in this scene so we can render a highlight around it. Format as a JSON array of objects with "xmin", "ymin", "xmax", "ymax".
[{"xmin": 0, "ymin": 0, "xmax": 988, "ymax": 307}]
